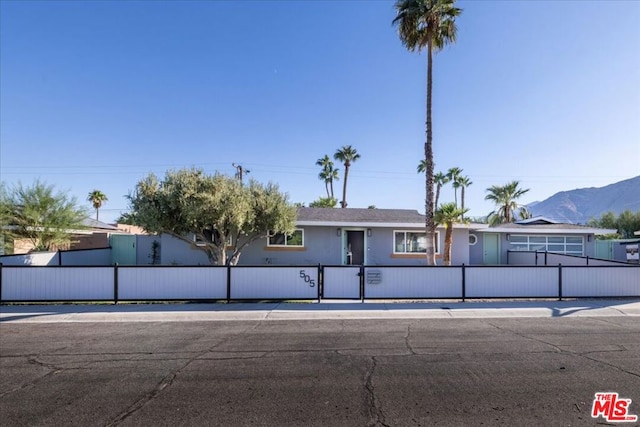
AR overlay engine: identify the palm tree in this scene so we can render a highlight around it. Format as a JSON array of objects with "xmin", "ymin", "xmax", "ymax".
[
  {"xmin": 456, "ymin": 175, "xmax": 472, "ymax": 215},
  {"xmin": 485, "ymin": 181, "xmax": 530, "ymax": 225},
  {"xmin": 434, "ymin": 202, "xmax": 468, "ymax": 266},
  {"xmin": 517, "ymin": 206, "xmax": 532, "ymax": 221},
  {"xmin": 394, "ymin": 0, "xmax": 461, "ymax": 265},
  {"xmin": 87, "ymin": 190, "xmax": 108, "ymax": 221},
  {"xmin": 333, "ymin": 145, "xmax": 360, "ymax": 208},
  {"xmin": 419, "ymin": 163, "xmax": 450, "ymax": 210},
  {"xmin": 316, "ymin": 155, "xmax": 339, "ymax": 199},
  {"xmin": 447, "ymin": 167, "xmax": 463, "ymax": 207}
]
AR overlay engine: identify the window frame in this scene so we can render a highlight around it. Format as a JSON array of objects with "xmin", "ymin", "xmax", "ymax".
[
  {"xmin": 393, "ymin": 230, "xmax": 440, "ymax": 255},
  {"xmin": 267, "ymin": 229, "xmax": 305, "ymax": 248},
  {"xmin": 508, "ymin": 235, "xmax": 584, "ymax": 256}
]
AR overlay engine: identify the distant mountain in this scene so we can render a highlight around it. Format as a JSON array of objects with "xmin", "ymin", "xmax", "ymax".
[{"xmin": 527, "ymin": 176, "xmax": 640, "ymax": 224}]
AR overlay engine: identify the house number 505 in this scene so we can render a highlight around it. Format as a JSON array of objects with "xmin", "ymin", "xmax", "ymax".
[{"xmin": 299, "ymin": 270, "xmax": 316, "ymax": 287}]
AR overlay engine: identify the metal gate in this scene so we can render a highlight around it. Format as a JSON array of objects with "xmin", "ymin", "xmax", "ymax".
[
  {"xmin": 322, "ymin": 266, "xmax": 362, "ymax": 299},
  {"xmin": 595, "ymin": 240, "xmax": 614, "ymax": 260},
  {"xmin": 110, "ymin": 234, "xmax": 136, "ymax": 265}
]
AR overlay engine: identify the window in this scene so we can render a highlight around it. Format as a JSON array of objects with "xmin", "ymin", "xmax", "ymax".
[
  {"xmin": 508, "ymin": 235, "xmax": 584, "ymax": 256},
  {"xmin": 469, "ymin": 234, "xmax": 478, "ymax": 246},
  {"xmin": 193, "ymin": 231, "xmax": 232, "ymax": 247},
  {"xmin": 394, "ymin": 230, "xmax": 439, "ymax": 254},
  {"xmin": 268, "ymin": 229, "xmax": 304, "ymax": 247}
]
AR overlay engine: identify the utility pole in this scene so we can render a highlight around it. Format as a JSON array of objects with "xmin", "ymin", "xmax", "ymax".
[{"xmin": 232, "ymin": 163, "xmax": 250, "ymax": 184}]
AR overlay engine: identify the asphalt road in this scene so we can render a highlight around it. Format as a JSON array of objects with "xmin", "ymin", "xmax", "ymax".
[{"xmin": 1, "ymin": 317, "xmax": 639, "ymax": 426}]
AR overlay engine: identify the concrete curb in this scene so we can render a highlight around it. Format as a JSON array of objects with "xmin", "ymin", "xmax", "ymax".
[{"xmin": 1, "ymin": 299, "xmax": 639, "ymax": 323}]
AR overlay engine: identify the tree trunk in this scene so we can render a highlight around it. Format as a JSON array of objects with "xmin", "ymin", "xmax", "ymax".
[
  {"xmin": 329, "ymin": 179, "xmax": 334, "ymax": 199},
  {"xmin": 341, "ymin": 164, "xmax": 349, "ymax": 208},
  {"xmin": 424, "ymin": 38, "xmax": 436, "ymax": 266},
  {"xmin": 95, "ymin": 208, "xmax": 99, "ymax": 221},
  {"xmin": 325, "ymin": 181, "xmax": 330, "ymax": 198},
  {"xmin": 460, "ymin": 186, "xmax": 465, "ymax": 217},
  {"xmin": 435, "ymin": 184, "xmax": 441, "ymax": 212},
  {"xmin": 444, "ymin": 223, "xmax": 453, "ymax": 266}
]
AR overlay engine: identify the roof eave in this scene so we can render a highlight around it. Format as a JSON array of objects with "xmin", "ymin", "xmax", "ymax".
[{"xmin": 296, "ymin": 220, "xmax": 471, "ymax": 229}]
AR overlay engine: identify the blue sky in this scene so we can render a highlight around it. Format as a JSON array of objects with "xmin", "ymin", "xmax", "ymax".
[{"xmin": 1, "ymin": 0, "xmax": 638, "ymax": 224}]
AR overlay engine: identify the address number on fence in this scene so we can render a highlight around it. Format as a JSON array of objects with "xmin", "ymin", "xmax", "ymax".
[{"xmin": 299, "ymin": 270, "xmax": 316, "ymax": 287}]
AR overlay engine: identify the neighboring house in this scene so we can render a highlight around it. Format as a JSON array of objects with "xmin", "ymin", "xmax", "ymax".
[
  {"xmin": 232, "ymin": 208, "xmax": 471, "ymax": 266},
  {"xmin": 469, "ymin": 216, "xmax": 617, "ymax": 265},
  {"xmin": 10, "ymin": 219, "xmax": 134, "ymax": 254},
  {"xmin": 115, "ymin": 224, "xmax": 148, "ymax": 235}
]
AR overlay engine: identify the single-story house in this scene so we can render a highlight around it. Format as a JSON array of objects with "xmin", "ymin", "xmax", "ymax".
[
  {"xmin": 147, "ymin": 211, "xmax": 620, "ymax": 266},
  {"xmin": 162, "ymin": 208, "xmax": 472, "ymax": 266},
  {"xmin": 469, "ymin": 216, "xmax": 617, "ymax": 265}
]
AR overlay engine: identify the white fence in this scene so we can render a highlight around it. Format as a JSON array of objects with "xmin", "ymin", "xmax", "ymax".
[
  {"xmin": 1, "ymin": 264, "xmax": 638, "ymax": 302},
  {"xmin": 562, "ymin": 267, "xmax": 640, "ymax": 298},
  {"xmin": 0, "ymin": 252, "xmax": 59, "ymax": 266},
  {"xmin": 363, "ymin": 267, "xmax": 461, "ymax": 299},
  {"xmin": 118, "ymin": 267, "xmax": 227, "ymax": 300},
  {"xmin": 0, "ymin": 248, "xmax": 112, "ymax": 266},
  {"xmin": 2, "ymin": 267, "xmax": 114, "ymax": 301},
  {"xmin": 230, "ymin": 266, "xmax": 318, "ymax": 300},
  {"xmin": 465, "ymin": 267, "xmax": 558, "ymax": 298}
]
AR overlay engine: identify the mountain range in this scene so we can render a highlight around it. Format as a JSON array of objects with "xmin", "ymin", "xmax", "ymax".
[{"xmin": 527, "ymin": 176, "xmax": 640, "ymax": 224}]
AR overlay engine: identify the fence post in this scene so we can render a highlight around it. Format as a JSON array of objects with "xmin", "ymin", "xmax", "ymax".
[
  {"xmin": 58, "ymin": 251, "xmax": 62, "ymax": 266},
  {"xmin": 360, "ymin": 265, "xmax": 365, "ymax": 303},
  {"xmin": 113, "ymin": 263, "xmax": 119, "ymax": 305},
  {"xmin": 558, "ymin": 264, "xmax": 563, "ymax": 301},
  {"xmin": 461, "ymin": 264, "xmax": 466, "ymax": 302},
  {"xmin": 317, "ymin": 264, "xmax": 322, "ymax": 303},
  {"xmin": 586, "ymin": 256, "xmax": 589, "ymax": 266},
  {"xmin": 226, "ymin": 265, "xmax": 231, "ymax": 303},
  {"xmin": 544, "ymin": 251, "xmax": 548, "ymax": 266},
  {"xmin": 0, "ymin": 263, "xmax": 3, "ymax": 303}
]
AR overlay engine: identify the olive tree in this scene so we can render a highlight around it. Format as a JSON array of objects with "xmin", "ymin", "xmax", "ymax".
[{"xmin": 127, "ymin": 168, "xmax": 297, "ymax": 265}]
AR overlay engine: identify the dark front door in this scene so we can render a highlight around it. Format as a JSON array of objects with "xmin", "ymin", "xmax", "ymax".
[{"xmin": 346, "ymin": 230, "xmax": 365, "ymax": 265}]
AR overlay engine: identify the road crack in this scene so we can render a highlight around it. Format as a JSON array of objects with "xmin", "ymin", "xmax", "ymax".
[
  {"xmin": 486, "ymin": 321, "xmax": 640, "ymax": 380},
  {"xmin": 103, "ymin": 321, "xmax": 262, "ymax": 426},
  {"xmin": 404, "ymin": 323, "xmax": 417, "ymax": 355},
  {"xmin": 363, "ymin": 356, "xmax": 389, "ymax": 427}
]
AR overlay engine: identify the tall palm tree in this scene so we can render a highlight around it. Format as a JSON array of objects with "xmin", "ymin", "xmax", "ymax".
[
  {"xmin": 394, "ymin": 0, "xmax": 461, "ymax": 265},
  {"xmin": 316, "ymin": 155, "xmax": 339, "ymax": 199},
  {"xmin": 333, "ymin": 145, "xmax": 360, "ymax": 208},
  {"xmin": 447, "ymin": 167, "xmax": 463, "ymax": 207},
  {"xmin": 434, "ymin": 202, "xmax": 468, "ymax": 266},
  {"xmin": 456, "ymin": 175, "xmax": 472, "ymax": 215},
  {"xmin": 485, "ymin": 181, "xmax": 530, "ymax": 225},
  {"xmin": 419, "ymin": 162, "xmax": 450, "ymax": 211},
  {"xmin": 87, "ymin": 190, "xmax": 108, "ymax": 221}
]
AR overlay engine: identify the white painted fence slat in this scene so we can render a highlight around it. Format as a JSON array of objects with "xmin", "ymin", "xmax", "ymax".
[
  {"xmin": 2, "ymin": 267, "xmax": 113, "ymax": 301},
  {"xmin": 364, "ymin": 267, "xmax": 461, "ymax": 299},
  {"xmin": 118, "ymin": 267, "xmax": 227, "ymax": 300},
  {"xmin": 231, "ymin": 267, "xmax": 318, "ymax": 299},
  {"xmin": 466, "ymin": 267, "xmax": 557, "ymax": 298}
]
